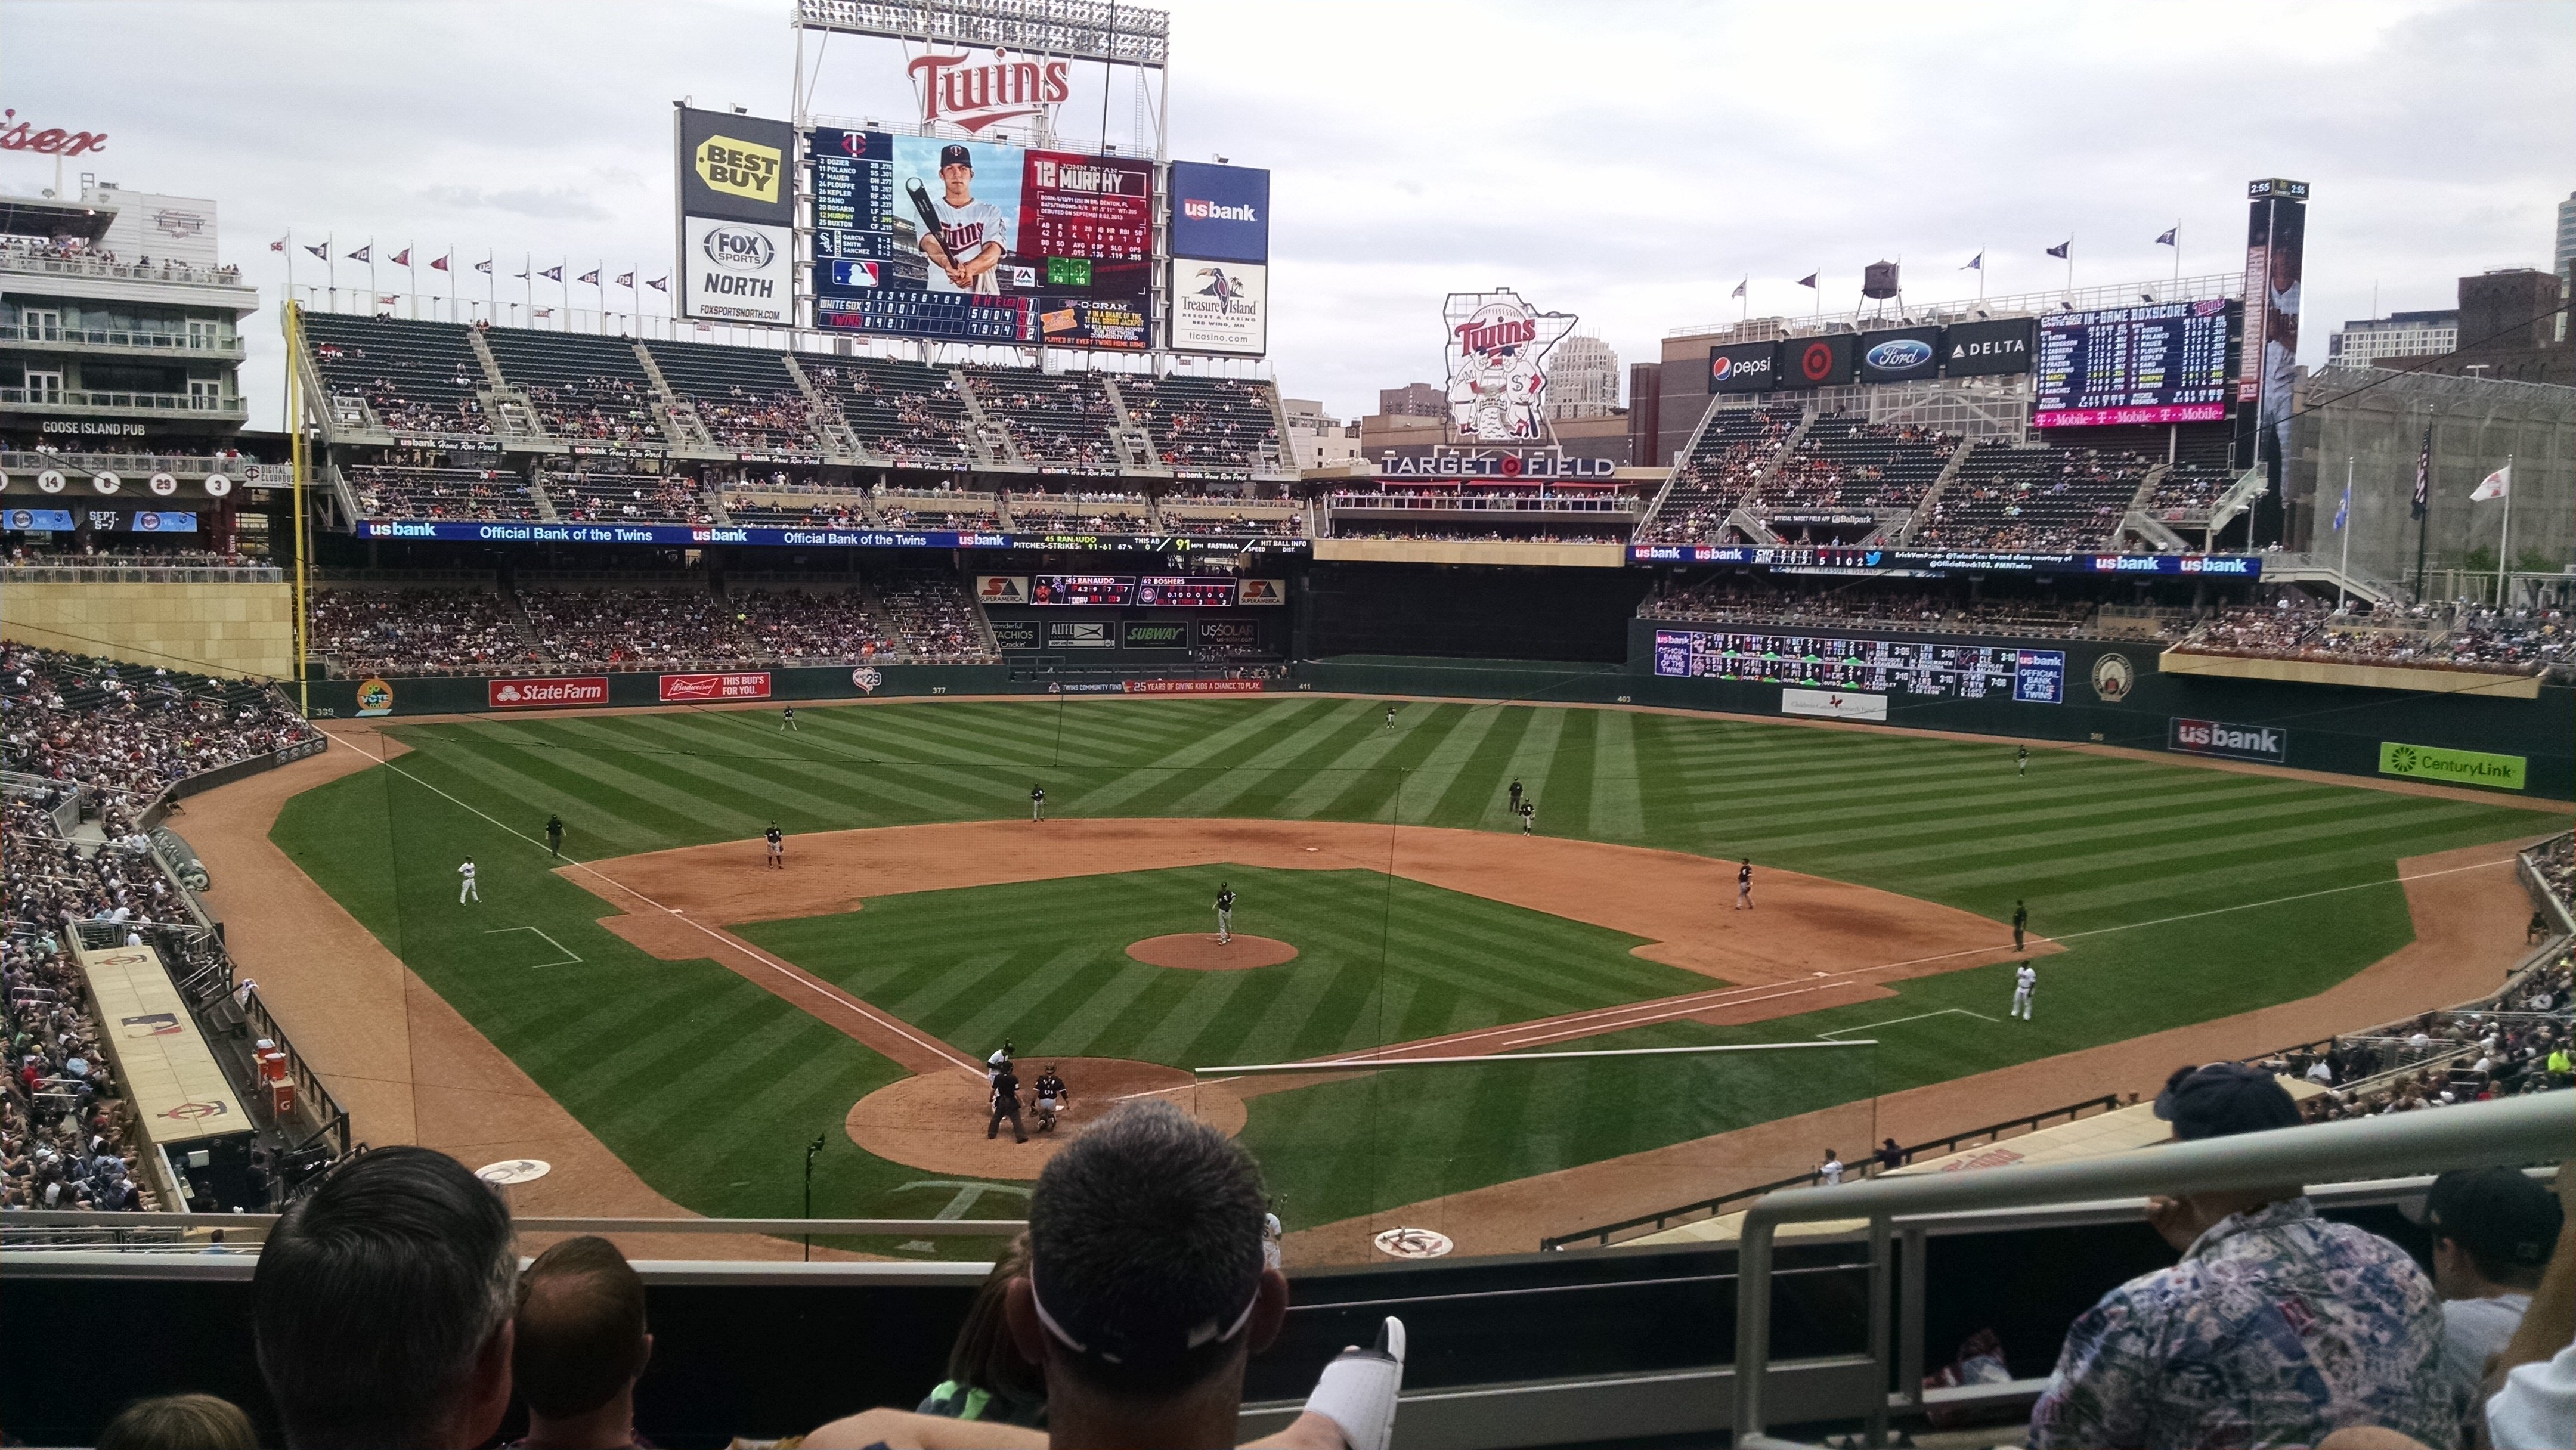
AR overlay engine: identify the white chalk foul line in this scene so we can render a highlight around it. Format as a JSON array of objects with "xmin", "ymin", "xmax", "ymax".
[
  {"xmin": 346, "ymin": 730, "xmax": 983, "ymax": 1077},
  {"xmin": 482, "ymin": 925, "xmax": 583, "ymax": 969},
  {"xmin": 1818, "ymin": 1006, "xmax": 1996, "ymax": 1040}
]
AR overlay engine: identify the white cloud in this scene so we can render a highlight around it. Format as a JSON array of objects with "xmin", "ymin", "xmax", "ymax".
[{"xmin": 2, "ymin": 0, "xmax": 2565, "ymax": 427}]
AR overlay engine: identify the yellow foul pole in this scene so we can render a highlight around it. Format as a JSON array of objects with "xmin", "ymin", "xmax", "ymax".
[{"xmin": 286, "ymin": 300, "xmax": 310, "ymax": 716}]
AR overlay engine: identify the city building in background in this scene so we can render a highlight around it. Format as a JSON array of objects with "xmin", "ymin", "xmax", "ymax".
[
  {"xmin": 1281, "ymin": 396, "xmax": 1360, "ymax": 470},
  {"xmin": 2327, "ymin": 309, "xmax": 2459, "ymax": 366},
  {"xmin": 1543, "ymin": 331, "xmax": 1621, "ymax": 420},
  {"xmin": 2556, "ymin": 188, "xmax": 2574, "ymax": 314},
  {"xmin": 2371, "ymin": 267, "xmax": 2574, "ymax": 386},
  {"xmin": 1377, "ymin": 382, "xmax": 1444, "ymax": 422}
]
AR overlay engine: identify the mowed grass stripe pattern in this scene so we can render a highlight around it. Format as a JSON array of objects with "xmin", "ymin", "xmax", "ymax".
[{"xmin": 268, "ymin": 697, "xmax": 2562, "ymax": 1231}]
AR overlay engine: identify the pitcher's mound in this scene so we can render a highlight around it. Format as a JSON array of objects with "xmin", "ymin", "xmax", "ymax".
[
  {"xmin": 1128, "ymin": 934, "xmax": 1298, "ymax": 970},
  {"xmin": 845, "ymin": 1056, "xmax": 1246, "ymax": 1178}
]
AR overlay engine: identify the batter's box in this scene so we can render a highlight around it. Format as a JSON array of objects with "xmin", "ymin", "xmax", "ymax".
[{"xmin": 482, "ymin": 925, "xmax": 583, "ymax": 969}]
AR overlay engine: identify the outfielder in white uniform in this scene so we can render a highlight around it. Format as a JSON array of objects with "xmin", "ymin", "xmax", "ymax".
[
  {"xmin": 2011, "ymin": 963, "xmax": 2037, "ymax": 1020},
  {"xmin": 457, "ymin": 857, "xmax": 479, "ymax": 904}
]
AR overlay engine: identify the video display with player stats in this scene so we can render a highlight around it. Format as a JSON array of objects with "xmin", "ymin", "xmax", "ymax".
[
  {"xmin": 1134, "ymin": 575, "xmax": 1237, "ymax": 607},
  {"xmin": 1652, "ymin": 629, "xmax": 2066, "ymax": 704},
  {"xmin": 2033, "ymin": 300, "xmax": 2234, "ymax": 429},
  {"xmin": 807, "ymin": 128, "xmax": 1153, "ymax": 349},
  {"xmin": 1031, "ymin": 575, "xmax": 1135, "ymax": 605}
]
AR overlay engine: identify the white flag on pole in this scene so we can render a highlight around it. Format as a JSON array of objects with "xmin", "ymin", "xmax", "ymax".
[{"xmin": 2470, "ymin": 464, "xmax": 2510, "ymax": 501}]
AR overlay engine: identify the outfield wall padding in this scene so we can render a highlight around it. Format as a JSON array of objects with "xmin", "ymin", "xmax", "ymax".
[{"xmin": 1293, "ymin": 627, "xmax": 2576, "ymax": 802}]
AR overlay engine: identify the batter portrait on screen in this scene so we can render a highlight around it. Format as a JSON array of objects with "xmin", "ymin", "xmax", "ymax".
[{"xmin": 895, "ymin": 138, "xmax": 1017, "ymax": 295}]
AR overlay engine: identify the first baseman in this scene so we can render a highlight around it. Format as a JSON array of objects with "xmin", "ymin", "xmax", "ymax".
[
  {"xmin": 1735, "ymin": 858, "xmax": 1753, "ymax": 910},
  {"xmin": 764, "ymin": 823, "xmax": 784, "ymax": 868},
  {"xmin": 1215, "ymin": 882, "xmax": 1236, "ymax": 943},
  {"xmin": 2011, "ymin": 963, "xmax": 2037, "ymax": 1020},
  {"xmin": 457, "ymin": 857, "xmax": 479, "ymax": 904}
]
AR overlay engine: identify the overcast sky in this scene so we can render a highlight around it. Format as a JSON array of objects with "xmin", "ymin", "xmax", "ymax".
[{"xmin": 6, "ymin": 0, "xmax": 2569, "ymax": 430}]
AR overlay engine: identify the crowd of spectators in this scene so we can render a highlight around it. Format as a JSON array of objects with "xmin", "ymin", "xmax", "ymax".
[
  {"xmin": 1160, "ymin": 512, "xmax": 1305, "ymax": 537},
  {"xmin": 519, "ymin": 587, "xmax": 888, "ymax": 667},
  {"xmin": 967, "ymin": 373, "xmax": 1120, "ymax": 466},
  {"xmin": 727, "ymin": 495, "xmax": 868, "ymax": 528},
  {"xmin": 691, "ymin": 386, "xmax": 821, "ymax": 454},
  {"xmin": 1123, "ymin": 376, "xmax": 1281, "ymax": 472},
  {"xmin": 1007, "ymin": 489, "xmax": 1151, "ymax": 532},
  {"xmin": 1, "ymin": 645, "xmax": 317, "ymax": 806},
  {"xmin": 308, "ymin": 588, "xmax": 531, "ymax": 677},
  {"xmin": 1750, "ymin": 416, "xmax": 1956, "ymax": 514},
  {"xmin": 5, "ymin": 547, "xmax": 268, "ymax": 572},
  {"xmin": 2175, "ymin": 598, "xmax": 2575, "ymax": 677},
  {"xmin": 2287, "ymin": 955, "xmax": 2573, "ymax": 1129},
  {"xmin": 522, "ymin": 376, "xmax": 664, "ymax": 444},
  {"xmin": 1, "ymin": 235, "xmax": 240, "ymax": 284},
  {"xmin": 1329, "ymin": 525, "xmax": 1628, "ymax": 544},
  {"xmin": 1639, "ymin": 409, "xmax": 1799, "ymax": 544},
  {"xmin": 809, "ymin": 361, "xmax": 976, "ymax": 467},
  {"xmin": 543, "ymin": 472, "xmax": 713, "ymax": 525},
  {"xmin": 1639, "ymin": 580, "xmax": 2105, "ymax": 637},
  {"xmin": 2, "ymin": 906, "xmax": 156, "ymax": 1214},
  {"xmin": 1912, "ymin": 444, "xmax": 2148, "ymax": 552},
  {"xmin": 2144, "ymin": 460, "xmax": 2240, "ymax": 518},
  {"xmin": 874, "ymin": 567, "xmax": 998, "ymax": 662},
  {"xmin": 348, "ymin": 464, "xmax": 532, "ymax": 522}
]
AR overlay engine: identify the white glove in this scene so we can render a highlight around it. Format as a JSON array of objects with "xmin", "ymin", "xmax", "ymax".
[{"xmin": 1302, "ymin": 1316, "xmax": 1406, "ymax": 1450}]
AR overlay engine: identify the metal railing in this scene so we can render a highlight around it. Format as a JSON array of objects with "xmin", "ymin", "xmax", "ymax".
[
  {"xmin": 4, "ymin": 562, "xmax": 284, "ymax": 583},
  {"xmin": 0, "ymin": 322, "xmax": 245, "ymax": 357},
  {"xmin": 0, "ymin": 250, "xmax": 252, "ymax": 289},
  {"xmin": 1729, "ymin": 1091, "xmax": 2574, "ymax": 1449},
  {"xmin": 1668, "ymin": 273, "xmax": 2246, "ymax": 339},
  {"xmin": 1542, "ymin": 1095, "xmax": 2123, "ymax": 1250},
  {"xmin": 1, "ymin": 450, "xmax": 271, "ymax": 479},
  {"xmin": 0, "ymin": 386, "xmax": 246, "ymax": 416},
  {"xmin": 234, "ymin": 987, "xmax": 354, "ymax": 1164}
]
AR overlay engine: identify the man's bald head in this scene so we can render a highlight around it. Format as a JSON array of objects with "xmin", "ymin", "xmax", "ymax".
[{"xmin": 513, "ymin": 1236, "xmax": 649, "ymax": 1421}]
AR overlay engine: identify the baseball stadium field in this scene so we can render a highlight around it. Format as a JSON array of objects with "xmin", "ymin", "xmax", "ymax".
[{"xmin": 246, "ymin": 693, "xmax": 2560, "ymax": 1258}]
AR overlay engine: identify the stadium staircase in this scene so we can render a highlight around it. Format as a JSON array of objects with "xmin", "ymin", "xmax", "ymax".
[
  {"xmin": 778, "ymin": 354, "xmax": 866, "ymax": 463},
  {"xmin": 1097, "ymin": 377, "xmax": 1163, "ymax": 473},
  {"xmin": 524, "ymin": 475, "xmax": 562, "ymax": 523},
  {"xmin": 2119, "ymin": 464, "xmax": 2194, "ymax": 553},
  {"xmin": 1894, "ymin": 438, "xmax": 1977, "ymax": 545},
  {"xmin": 628, "ymin": 343, "xmax": 713, "ymax": 451},
  {"xmin": 948, "ymin": 368, "xmax": 1023, "ymax": 467},
  {"xmin": 463, "ymin": 329, "xmax": 549, "ymax": 444},
  {"xmin": 317, "ymin": 464, "xmax": 366, "ymax": 527},
  {"xmin": 1720, "ymin": 408, "xmax": 1821, "ymax": 544},
  {"xmin": 2205, "ymin": 464, "xmax": 2270, "ymax": 540}
]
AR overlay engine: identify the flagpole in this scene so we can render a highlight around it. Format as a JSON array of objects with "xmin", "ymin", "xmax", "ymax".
[
  {"xmin": 325, "ymin": 233, "xmax": 336, "ymax": 311},
  {"xmin": 2415, "ymin": 417, "xmax": 2433, "ymax": 605},
  {"xmin": 366, "ymin": 242, "xmax": 376, "ymax": 314},
  {"xmin": 2172, "ymin": 221, "xmax": 2182, "ymax": 290},
  {"xmin": 1979, "ymin": 246, "xmax": 1986, "ymax": 302},
  {"xmin": 405, "ymin": 242, "xmax": 417, "ymax": 320},
  {"xmin": 561, "ymin": 257, "xmax": 571, "ymax": 331},
  {"xmin": 2496, "ymin": 453, "xmax": 2513, "ymax": 606},
  {"xmin": 282, "ymin": 230, "xmax": 295, "ymax": 301},
  {"xmin": 2337, "ymin": 456, "xmax": 2351, "ymax": 611},
  {"xmin": 487, "ymin": 251, "xmax": 497, "ymax": 320}
]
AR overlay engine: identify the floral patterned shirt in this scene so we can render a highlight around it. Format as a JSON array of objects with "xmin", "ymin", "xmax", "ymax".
[{"xmin": 2028, "ymin": 1197, "xmax": 2463, "ymax": 1449}]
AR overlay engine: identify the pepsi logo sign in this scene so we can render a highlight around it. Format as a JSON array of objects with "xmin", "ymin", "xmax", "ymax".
[
  {"xmin": 1710, "ymin": 356, "xmax": 1734, "ymax": 381},
  {"xmin": 1865, "ymin": 338, "xmax": 1933, "ymax": 370}
]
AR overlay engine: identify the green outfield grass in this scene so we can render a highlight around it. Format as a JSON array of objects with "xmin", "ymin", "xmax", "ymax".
[{"xmin": 268, "ymin": 696, "xmax": 2565, "ymax": 1239}]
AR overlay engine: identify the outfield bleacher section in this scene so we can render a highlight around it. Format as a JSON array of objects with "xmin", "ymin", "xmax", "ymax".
[
  {"xmin": 645, "ymin": 337, "xmax": 825, "ymax": 456},
  {"xmin": 964, "ymin": 368, "xmax": 1120, "ymax": 467},
  {"xmin": 802, "ymin": 357, "xmax": 977, "ymax": 467},
  {"xmin": 480, "ymin": 326, "xmax": 664, "ymax": 444},
  {"xmin": 1912, "ymin": 441, "xmax": 2148, "ymax": 551},
  {"xmin": 300, "ymin": 312, "xmax": 493, "ymax": 437},
  {"xmin": 1639, "ymin": 404, "xmax": 1800, "ymax": 543},
  {"xmin": 539, "ymin": 469, "xmax": 711, "ymax": 525},
  {"xmin": 1122, "ymin": 374, "xmax": 1282, "ymax": 473},
  {"xmin": 1751, "ymin": 413, "xmax": 1957, "ymax": 515},
  {"xmin": 308, "ymin": 586, "xmax": 531, "ymax": 677},
  {"xmin": 344, "ymin": 464, "xmax": 535, "ymax": 521}
]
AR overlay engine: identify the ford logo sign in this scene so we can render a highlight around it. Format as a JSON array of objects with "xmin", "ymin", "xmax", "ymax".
[{"xmin": 1866, "ymin": 339, "xmax": 1933, "ymax": 370}]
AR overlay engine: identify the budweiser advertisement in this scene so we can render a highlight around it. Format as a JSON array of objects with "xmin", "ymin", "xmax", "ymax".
[
  {"xmin": 659, "ymin": 672, "xmax": 773, "ymax": 702},
  {"xmin": 488, "ymin": 677, "xmax": 609, "ymax": 709},
  {"xmin": 1442, "ymin": 289, "xmax": 1576, "ymax": 442}
]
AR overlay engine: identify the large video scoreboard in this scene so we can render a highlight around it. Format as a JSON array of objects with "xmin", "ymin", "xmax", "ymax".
[
  {"xmin": 2032, "ymin": 300, "xmax": 2235, "ymax": 429},
  {"xmin": 807, "ymin": 128, "xmax": 1153, "ymax": 349},
  {"xmin": 1651, "ymin": 628, "xmax": 2067, "ymax": 702}
]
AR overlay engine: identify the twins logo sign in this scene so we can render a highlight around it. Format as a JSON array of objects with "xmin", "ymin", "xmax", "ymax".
[{"xmin": 1442, "ymin": 289, "xmax": 1576, "ymax": 442}]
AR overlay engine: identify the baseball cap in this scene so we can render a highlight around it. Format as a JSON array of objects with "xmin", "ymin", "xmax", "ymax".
[
  {"xmin": 2426, "ymin": 1167, "xmax": 2563, "ymax": 1271},
  {"xmin": 2152, "ymin": 1061, "xmax": 2302, "ymax": 1141},
  {"xmin": 939, "ymin": 143, "xmax": 973, "ymax": 168}
]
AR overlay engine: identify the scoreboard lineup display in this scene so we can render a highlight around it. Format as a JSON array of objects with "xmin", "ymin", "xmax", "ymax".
[
  {"xmin": 2033, "ymin": 300, "xmax": 2235, "ymax": 429},
  {"xmin": 1652, "ymin": 629, "xmax": 2067, "ymax": 704},
  {"xmin": 1030, "ymin": 574, "xmax": 1238, "ymax": 606},
  {"xmin": 806, "ymin": 127, "xmax": 1153, "ymax": 349}
]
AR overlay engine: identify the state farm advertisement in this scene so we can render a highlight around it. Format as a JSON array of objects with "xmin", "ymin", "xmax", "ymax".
[
  {"xmin": 488, "ymin": 677, "xmax": 609, "ymax": 709},
  {"xmin": 660, "ymin": 672, "xmax": 774, "ymax": 702}
]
